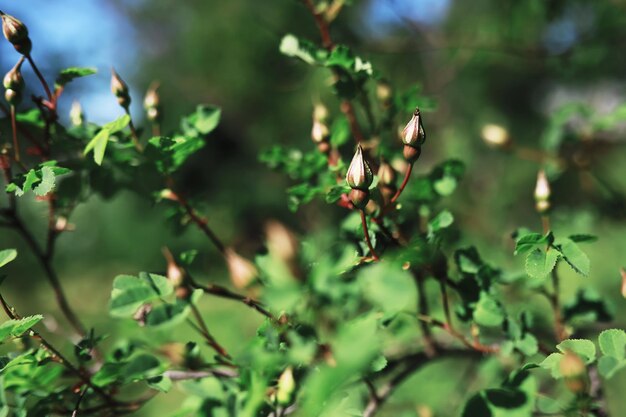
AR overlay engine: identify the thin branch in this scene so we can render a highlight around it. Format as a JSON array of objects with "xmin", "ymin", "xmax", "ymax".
[
  {"xmin": 125, "ymin": 109, "xmax": 144, "ymax": 152},
  {"xmin": 26, "ymin": 55, "xmax": 53, "ymax": 104},
  {"xmin": 360, "ymin": 209, "xmax": 379, "ymax": 261},
  {"xmin": 390, "ymin": 163, "xmax": 413, "ymax": 204},
  {"xmin": 189, "ymin": 304, "xmax": 232, "ymax": 359},
  {"xmin": 71, "ymin": 387, "xmax": 89, "ymax": 417},
  {"xmin": 412, "ymin": 269, "xmax": 437, "ymax": 356},
  {"xmin": 188, "ymin": 278, "xmax": 275, "ymax": 321}
]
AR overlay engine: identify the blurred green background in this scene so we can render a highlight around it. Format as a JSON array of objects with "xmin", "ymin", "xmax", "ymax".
[{"xmin": 1, "ymin": 0, "xmax": 626, "ymax": 415}]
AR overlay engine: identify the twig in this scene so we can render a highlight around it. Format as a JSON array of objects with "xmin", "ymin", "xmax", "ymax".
[
  {"xmin": 189, "ymin": 304, "xmax": 232, "ymax": 359},
  {"xmin": 125, "ymin": 110, "xmax": 144, "ymax": 152},
  {"xmin": 412, "ymin": 269, "xmax": 437, "ymax": 356},
  {"xmin": 390, "ymin": 163, "xmax": 413, "ymax": 204},
  {"xmin": 71, "ymin": 387, "xmax": 89, "ymax": 417},
  {"xmin": 26, "ymin": 55, "xmax": 53, "ymax": 103},
  {"xmin": 360, "ymin": 210, "xmax": 379, "ymax": 261},
  {"xmin": 189, "ymin": 278, "xmax": 275, "ymax": 321}
]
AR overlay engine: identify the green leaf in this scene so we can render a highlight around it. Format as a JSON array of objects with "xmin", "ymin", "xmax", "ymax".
[
  {"xmin": 557, "ymin": 339, "xmax": 596, "ymax": 364},
  {"xmin": 599, "ymin": 329, "xmax": 626, "ymax": 359},
  {"xmin": 330, "ymin": 116, "xmax": 350, "ymax": 146},
  {"xmin": 147, "ymin": 375, "xmax": 172, "ymax": 392},
  {"xmin": 103, "ymin": 114, "xmax": 131, "ymax": 133},
  {"xmin": 182, "ymin": 105, "xmax": 221, "ymax": 135},
  {"xmin": 84, "ymin": 128, "xmax": 111, "ymax": 166},
  {"xmin": 33, "ymin": 166, "xmax": 56, "ymax": 196},
  {"xmin": 555, "ymin": 239, "xmax": 590, "ymax": 277},
  {"xmin": 568, "ymin": 234, "xmax": 598, "ymax": 243},
  {"xmin": 109, "ymin": 273, "xmax": 173, "ymax": 318},
  {"xmin": 279, "ymin": 34, "xmax": 326, "ymax": 65},
  {"xmin": 474, "ymin": 292, "xmax": 505, "ymax": 327},
  {"xmin": 0, "ymin": 315, "xmax": 43, "ymax": 342},
  {"xmin": 525, "ymin": 248, "xmax": 559, "ymax": 279},
  {"xmin": 0, "ymin": 250, "xmax": 17, "ymax": 268},
  {"xmin": 598, "ymin": 356, "xmax": 624, "ymax": 379},
  {"xmin": 55, "ymin": 67, "xmax": 97, "ymax": 88},
  {"xmin": 514, "ymin": 233, "xmax": 550, "ymax": 255},
  {"xmin": 428, "ymin": 210, "xmax": 454, "ymax": 235},
  {"xmin": 358, "ymin": 263, "xmax": 414, "ymax": 315},
  {"xmin": 144, "ymin": 302, "xmax": 190, "ymax": 329},
  {"xmin": 325, "ymin": 185, "xmax": 349, "ymax": 204}
]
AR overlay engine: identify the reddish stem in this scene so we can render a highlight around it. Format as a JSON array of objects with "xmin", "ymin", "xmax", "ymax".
[{"xmin": 390, "ymin": 163, "xmax": 413, "ymax": 204}]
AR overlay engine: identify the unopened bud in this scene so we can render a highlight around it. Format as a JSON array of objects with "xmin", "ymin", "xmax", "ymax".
[
  {"xmin": 481, "ymin": 124, "xmax": 511, "ymax": 149},
  {"xmin": 560, "ymin": 351, "xmax": 588, "ymax": 394},
  {"xmin": 276, "ymin": 367, "xmax": 296, "ymax": 405},
  {"xmin": 1, "ymin": 12, "xmax": 31, "ymax": 54},
  {"xmin": 401, "ymin": 108, "xmax": 426, "ymax": 147},
  {"xmin": 162, "ymin": 247, "xmax": 186, "ymax": 288},
  {"xmin": 159, "ymin": 189, "xmax": 179, "ymax": 201},
  {"xmin": 313, "ymin": 103, "xmax": 329, "ymax": 122},
  {"xmin": 69, "ymin": 101, "xmax": 85, "ymax": 127},
  {"xmin": 377, "ymin": 160, "xmax": 396, "ymax": 187},
  {"xmin": 621, "ymin": 267, "xmax": 626, "ymax": 298},
  {"xmin": 3, "ymin": 60, "xmax": 24, "ymax": 105},
  {"xmin": 311, "ymin": 119, "xmax": 329, "ymax": 144},
  {"xmin": 144, "ymin": 82, "xmax": 162, "ymax": 122},
  {"xmin": 376, "ymin": 80, "xmax": 392, "ymax": 105},
  {"xmin": 534, "ymin": 170, "xmax": 551, "ymax": 213},
  {"xmin": 225, "ymin": 249, "xmax": 258, "ymax": 289},
  {"xmin": 349, "ymin": 188, "xmax": 369, "ymax": 209},
  {"xmin": 403, "ymin": 144, "xmax": 421, "ymax": 163},
  {"xmin": 111, "ymin": 68, "xmax": 131, "ymax": 109},
  {"xmin": 265, "ymin": 220, "xmax": 298, "ymax": 263},
  {"xmin": 133, "ymin": 303, "xmax": 152, "ymax": 327},
  {"xmin": 346, "ymin": 145, "xmax": 373, "ymax": 190}
]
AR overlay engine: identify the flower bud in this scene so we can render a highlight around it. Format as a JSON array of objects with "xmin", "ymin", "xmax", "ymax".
[
  {"xmin": 311, "ymin": 119, "xmax": 329, "ymax": 144},
  {"xmin": 349, "ymin": 188, "xmax": 369, "ymax": 209},
  {"xmin": 403, "ymin": 144, "xmax": 421, "ymax": 163},
  {"xmin": 621, "ymin": 267, "xmax": 626, "ymax": 299},
  {"xmin": 133, "ymin": 303, "xmax": 152, "ymax": 327},
  {"xmin": 346, "ymin": 145, "xmax": 373, "ymax": 190},
  {"xmin": 376, "ymin": 80, "xmax": 392, "ymax": 105},
  {"xmin": 69, "ymin": 101, "xmax": 85, "ymax": 127},
  {"xmin": 144, "ymin": 82, "xmax": 162, "ymax": 122},
  {"xmin": 401, "ymin": 108, "xmax": 425, "ymax": 146},
  {"xmin": 225, "ymin": 249, "xmax": 258, "ymax": 289},
  {"xmin": 265, "ymin": 220, "xmax": 298, "ymax": 263},
  {"xmin": 377, "ymin": 160, "xmax": 396, "ymax": 187},
  {"xmin": 313, "ymin": 103, "xmax": 329, "ymax": 122},
  {"xmin": 3, "ymin": 60, "xmax": 24, "ymax": 106},
  {"xmin": 162, "ymin": 247, "xmax": 186, "ymax": 288},
  {"xmin": 1, "ymin": 11, "xmax": 28, "ymax": 42},
  {"xmin": 481, "ymin": 124, "xmax": 511, "ymax": 149},
  {"xmin": 111, "ymin": 68, "xmax": 131, "ymax": 109},
  {"xmin": 534, "ymin": 170, "xmax": 551, "ymax": 213},
  {"xmin": 276, "ymin": 367, "xmax": 296, "ymax": 405}
]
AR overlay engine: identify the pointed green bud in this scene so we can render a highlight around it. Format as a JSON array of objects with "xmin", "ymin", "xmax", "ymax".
[
  {"xmin": 346, "ymin": 145, "xmax": 373, "ymax": 190},
  {"xmin": 70, "ymin": 100, "xmax": 85, "ymax": 126},
  {"xmin": 401, "ymin": 108, "xmax": 426, "ymax": 146},
  {"xmin": 0, "ymin": 12, "xmax": 31, "ymax": 55},
  {"xmin": 111, "ymin": 67, "xmax": 131, "ymax": 108}
]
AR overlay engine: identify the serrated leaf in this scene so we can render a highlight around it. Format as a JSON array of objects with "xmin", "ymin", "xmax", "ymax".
[
  {"xmin": 557, "ymin": 339, "xmax": 596, "ymax": 364},
  {"xmin": 182, "ymin": 105, "xmax": 221, "ymax": 135},
  {"xmin": 0, "ymin": 315, "xmax": 44, "ymax": 342},
  {"xmin": 598, "ymin": 329, "xmax": 626, "ymax": 359},
  {"xmin": 0, "ymin": 250, "xmax": 17, "ymax": 268},
  {"xmin": 539, "ymin": 353, "xmax": 563, "ymax": 378},
  {"xmin": 514, "ymin": 233, "xmax": 549, "ymax": 255},
  {"xmin": 555, "ymin": 239, "xmax": 589, "ymax": 277},
  {"xmin": 109, "ymin": 273, "xmax": 173, "ymax": 317},
  {"xmin": 33, "ymin": 166, "xmax": 56, "ymax": 196},
  {"xmin": 525, "ymin": 248, "xmax": 559, "ymax": 278}
]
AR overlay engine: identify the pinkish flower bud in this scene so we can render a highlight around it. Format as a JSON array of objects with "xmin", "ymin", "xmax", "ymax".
[
  {"xmin": 621, "ymin": 267, "xmax": 626, "ymax": 299},
  {"xmin": 311, "ymin": 119, "xmax": 329, "ymax": 144},
  {"xmin": 346, "ymin": 145, "xmax": 373, "ymax": 190},
  {"xmin": 265, "ymin": 220, "xmax": 298, "ymax": 263},
  {"xmin": 313, "ymin": 103, "xmax": 329, "ymax": 122},
  {"xmin": 1, "ymin": 11, "xmax": 29, "ymax": 44},
  {"xmin": 111, "ymin": 68, "xmax": 131, "ymax": 109},
  {"xmin": 401, "ymin": 108, "xmax": 425, "ymax": 147},
  {"xmin": 377, "ymin": 160, "xmax": 396, "ymax": 187},
  {"xmin": 481, "ymin": 124, "xmax": 511, "ymax": 149},
  {"xmin": 534, "ymin": 170, "xmax": 551, "ymax": 213},
  {"xmin": 349, "ymin": 189, "xmax": 369, "ymax": 209},
  {"xmin": 225, "ymin": 249, "xmax": 258, "ymax": 289}
]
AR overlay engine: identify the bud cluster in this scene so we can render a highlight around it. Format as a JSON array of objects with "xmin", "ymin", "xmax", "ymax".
[
  {"xmin": 346, "ymin": 145, "xmax": 374, "ymax": 209},
  {"xmin": 534, "ymin": 170, "xmax": 551, "ymax": 214},
  {"xmin": 1, "ymin": 11, "xmax": 32, "ymax": 55},
  {"xmin": 400, "ymin": 108, "xmax": 425, "ymax": 163},
  {"xmin": 311, "ymin": 103, "xmax": 331, "ymax": 154},
  {"xmin": 111, "ymin": 68, "xmax": 131, "ymax": 109},
  {"xmin": 3, "ymin": 60, "xmax": 24, "ymax": 105}
]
